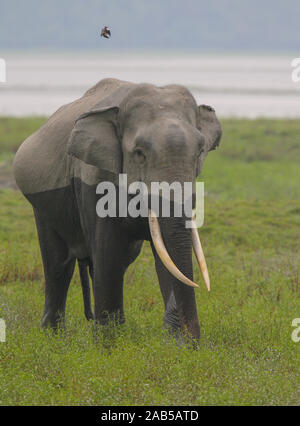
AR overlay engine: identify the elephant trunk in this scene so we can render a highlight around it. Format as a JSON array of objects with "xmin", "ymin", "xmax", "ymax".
[{"xmin": 150, "ymin": 213, "xmax": 200, "ymax": 340}]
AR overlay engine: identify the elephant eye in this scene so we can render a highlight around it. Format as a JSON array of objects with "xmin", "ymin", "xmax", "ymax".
[{"xmin": 133, "ymin": 148, "xmax": 146, "ymax": 164}]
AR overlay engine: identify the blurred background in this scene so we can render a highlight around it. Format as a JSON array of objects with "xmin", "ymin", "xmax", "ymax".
[{"xmin": 0, "ymin": 0, "xmax": 299, "ymax": 117}]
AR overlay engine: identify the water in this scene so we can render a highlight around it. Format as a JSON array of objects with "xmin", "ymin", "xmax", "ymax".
[{"xmin": 0, "ymin": 51, "xmax": 299, "ymax": 117}]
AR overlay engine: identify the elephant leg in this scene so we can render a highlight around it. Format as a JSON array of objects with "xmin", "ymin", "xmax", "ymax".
[
  {"xmin": 34, "ymin": 211, "xmax": 75, "ymax": 329},
  {"xmin": 91, "ymin": 221, "xmax": 137, "ymax": 326},
  {"xmin": 92, "ymin": 252, "xmax": 125, "ymax": 326}
]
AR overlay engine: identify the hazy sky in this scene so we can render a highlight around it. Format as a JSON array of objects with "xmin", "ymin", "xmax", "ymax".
[{"xmin": 0, "ymin": 0, "xmax": 299, "ymax": 51}]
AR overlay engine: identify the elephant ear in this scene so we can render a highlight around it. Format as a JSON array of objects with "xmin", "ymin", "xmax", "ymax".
[
  {"xmin": 68, "ymin": 83, "xmax": 134, "ymax": 174},
  {"xmin": 197, "ymin": 104, "xmax": 222, "ymax": 153},
  {"xmin": 67, "ymin": 105, "xmax": 121, "ymax": 176},
  {"xmin": 195, "ymin": 104, "xmax": 222, "ymax": 176}
]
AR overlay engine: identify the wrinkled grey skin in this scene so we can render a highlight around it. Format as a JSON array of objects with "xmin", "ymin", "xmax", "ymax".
[{"xmin": 14, "ymin": 78, "xmax": 222, "ymax": 341}]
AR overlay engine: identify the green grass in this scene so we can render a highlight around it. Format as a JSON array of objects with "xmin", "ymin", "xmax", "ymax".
[{"xmin": 0, "ymin": 117, "xmax": 300, "ymax": 405}]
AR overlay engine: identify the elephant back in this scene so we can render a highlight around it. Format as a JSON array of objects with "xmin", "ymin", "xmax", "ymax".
[{"xmin": 13, "ymin": 78, "xmax": 134, "ymax": 195}]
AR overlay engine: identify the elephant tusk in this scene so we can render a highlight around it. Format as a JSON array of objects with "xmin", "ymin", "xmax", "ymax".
[
  {"xmin": 148, "ymin": 209, "xmax": 199, "ymax": 289},
  {"xmin": 191, "ymin": 220, "xmax": 210, "ymax": 291}
]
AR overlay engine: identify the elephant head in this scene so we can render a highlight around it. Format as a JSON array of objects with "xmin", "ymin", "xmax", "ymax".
[{"xmin": 68, "ymin": 82, "xmax": 222, "ymax": 340}]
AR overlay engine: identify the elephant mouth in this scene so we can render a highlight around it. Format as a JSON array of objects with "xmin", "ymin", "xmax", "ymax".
[{"xmin": 148, "ymin": 209, "xmax": 210, "ymax": 291}]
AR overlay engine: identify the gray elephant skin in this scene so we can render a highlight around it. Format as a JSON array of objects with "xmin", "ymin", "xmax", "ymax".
[{"xmin": 13, "ymin": 78, "xmax": 222, "ymax": 341}]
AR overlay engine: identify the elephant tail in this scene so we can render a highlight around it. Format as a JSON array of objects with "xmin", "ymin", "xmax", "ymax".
[{"xmin": 78, "ymin": 259, "xmax": 94, "ymax": 321}]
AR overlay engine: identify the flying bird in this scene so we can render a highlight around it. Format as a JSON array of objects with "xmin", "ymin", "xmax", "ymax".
[{"xmin": 101, "ymin": 26, "xmax": 111, "ymax": 39}]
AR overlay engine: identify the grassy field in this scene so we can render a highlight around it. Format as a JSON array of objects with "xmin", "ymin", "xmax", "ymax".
[{"xmin": 0, "ymin": 117, "xmax": 299, "ymax": 406}]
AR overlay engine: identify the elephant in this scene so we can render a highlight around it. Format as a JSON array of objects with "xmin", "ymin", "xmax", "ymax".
[{"xmin": 13, "ymin": 78, "xmax": 222, "ymax": 341}]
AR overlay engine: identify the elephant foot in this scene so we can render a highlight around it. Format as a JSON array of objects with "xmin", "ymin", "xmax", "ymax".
[
  {"xmin": 41, "ymin": 311, "xmax": 65, "ymax": 331},
  {"xmin": 84, "ymin": 309, "xmax": 95, "ymax": 321},
  {"xmin": 94, "ymin": 309, "xmax": 125, "ymax": 326},
  {"xmin": 92, "ymin": 313, "xmax": 125, "ymax": 349}
]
